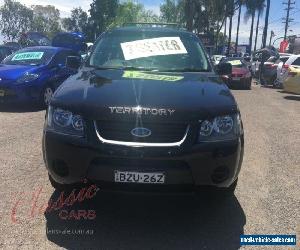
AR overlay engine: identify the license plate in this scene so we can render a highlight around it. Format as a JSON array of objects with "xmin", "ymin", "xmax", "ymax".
[
  {"xmin": 114, "ymin": 171, "xmax": 165, "ymax": 184},
  {"xmin": 0, "ymin": 90, "xmax": 4, "ymax": 97},
  {"xmin": 232, "ymin": 77, "xmax": 241, "ymax": 81}
]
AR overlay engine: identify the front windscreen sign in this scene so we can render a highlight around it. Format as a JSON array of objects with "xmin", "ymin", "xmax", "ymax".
[
  {"xmin": 12, "ymin": 52, "xmax": 44, "ymax": 61},
  {"xmin": 121, "ymin": 37, "xmax": 187, "ymax": 60},
  {"xmin": 228, "ymin": 60, "xmax": 242, "ymax": 66}
]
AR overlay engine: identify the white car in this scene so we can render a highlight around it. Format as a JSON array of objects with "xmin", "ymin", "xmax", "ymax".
[
  {"xmin": 275, "ymin": 54, "xmax": 300, "ymax": 88},
  {"xmin": 211, "ymin": 55, "xmax": 225, "ymax": 65}
]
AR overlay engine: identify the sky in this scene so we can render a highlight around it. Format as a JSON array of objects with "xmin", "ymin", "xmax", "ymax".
[{"xmin": 0, "ymin": 0, "xmax": 300, "ymax": 47}]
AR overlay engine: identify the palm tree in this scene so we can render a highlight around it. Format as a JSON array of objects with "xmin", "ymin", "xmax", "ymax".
[
  {"xmin": 235, "ymin": 0, "xmax": 244, "ymax": 54},
  {"xmin": 262, "ymin": 0, "xmax": 270, "ymax": 48},
  {"xmin": 254, "ymin": 0, "xmax": 265, "ymax": 51},
  {"xmin": 226, "ymin": 0, "xmax": 235, "ymax": 56},
  {"xmin": 245, "ymin": 0, "xmax": 266, "ymax": 53},
  {"xmin": 245, "ymin": 0, "xmax": 257, "ymax": 54}
]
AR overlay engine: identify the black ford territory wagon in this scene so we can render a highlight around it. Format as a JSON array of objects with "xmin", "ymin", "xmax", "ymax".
[{"xmin": 43, "ymin": 25, "xmax": 244, "ymax": 194}]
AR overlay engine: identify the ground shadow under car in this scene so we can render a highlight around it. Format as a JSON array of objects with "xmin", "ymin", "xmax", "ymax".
[
  {"xmin": 0, "ymin": 103, "xmax": 44, "ymax": 113},
  {"xmin": 284, "ymin": 95, "xmax": 300, "ymax": 101},
  {"xmin": 45, "ymin": 189, "xmax": 246, "ymax": 250}
]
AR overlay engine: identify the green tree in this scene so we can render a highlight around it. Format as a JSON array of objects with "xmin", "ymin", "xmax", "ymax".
[
  {"xmin": 160, "ymin": 0, "xmax": 185, "ymax": 24},
  {"xmin": 31, "ymin": 5, "xmax": 61, "ymax": 38},
  {"xmin": 62, "ymin": 7, "xmax": 88, "ymax": 32},
  {"xmin": 0, "ymin": 0, "xmax": 33, "ymax": 41},
  {"xmin": 111, "ymin": 0, "xmax": 160, "ymax": 27},
  {"xmin": 89, "ymin": 0, "xmax": 118, "ymax": 38}
]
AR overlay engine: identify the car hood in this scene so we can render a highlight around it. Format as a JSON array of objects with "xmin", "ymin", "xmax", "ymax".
[
  {"xmin": 52, "ymin": 68, "xmax": 238, "ymax": 122},
  {"xmin": 0, "ymin": 64, "xmax": 42, "ymax": 80}
]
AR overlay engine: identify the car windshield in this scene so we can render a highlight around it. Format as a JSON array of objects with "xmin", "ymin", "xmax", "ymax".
[
  {"xmin": 88, "ymin": 29, "xmax": 210, "ymax": 72},
  {"xmin": 3, "ymin": 48, "xmax": 55, "ymax": 66}
]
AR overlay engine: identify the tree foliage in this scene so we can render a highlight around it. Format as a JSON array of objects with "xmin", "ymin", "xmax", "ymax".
[
  {"xmin": 31, "ymin": 5, "xmax": 61, "ymax": 38},
  {"xmin": 111, "ymin": 0, "xmax": 160, "ymax": 27},
  {"xmin": 160, "ymin": 0, "xmax": 185, "ymax": 24},
  {"xmin": 89, "ymin": 0, "xmax": 118, "ymax": 37},
  {"xmin": 62, "ymin": 8, "xmax": 88, "ymax": 33},
  {"xmin": 0, "ymin": 0, "xmax": 33, "ymax": 41}
]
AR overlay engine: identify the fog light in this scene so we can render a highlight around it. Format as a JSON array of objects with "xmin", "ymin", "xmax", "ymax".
[
  {"xmin": 52, "ymin": 159, "xmax": 69, "ymax": 177},
  {"xmin": 211, "ymin": 166, "xmax": 229, "ymax": 184}
]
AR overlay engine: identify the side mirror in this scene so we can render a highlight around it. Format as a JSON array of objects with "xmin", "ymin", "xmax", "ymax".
[
  {"xmin": 244, "ymin": 56, "xmax": 251, "ymax": 62},
  {"xmin": 216, "ymin": 62, "xmax": 232, "ymax": 75},
  {"xmin": 66, "ymin": 56, "xmax": 81, "ymax": 70}
]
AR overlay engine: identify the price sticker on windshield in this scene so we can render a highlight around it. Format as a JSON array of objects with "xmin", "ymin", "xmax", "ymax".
[
  {"xmin": 229, "ymin": 60, "xmax": 242, "ymax": 66},
  {"xmin": 121, "ymin": 37, "xmax": 188, "ymax": 61},
  {"xmin": 12, "ymin": 52, "xmax": 44, "ymax": 61},
  {"xmin": 123, "ymin": 71, "xmax": 184, "ymax": 82}
]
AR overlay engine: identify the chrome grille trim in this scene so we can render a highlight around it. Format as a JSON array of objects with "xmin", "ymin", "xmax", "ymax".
[{"xmin": 93, "ymin": 121, "xmax": 189, "ymax": 147}]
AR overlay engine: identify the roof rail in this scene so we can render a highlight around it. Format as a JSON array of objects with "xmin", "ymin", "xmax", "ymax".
[{"xmin": 123, "ymin": 22, "xmax": 185, "ymax": 29}]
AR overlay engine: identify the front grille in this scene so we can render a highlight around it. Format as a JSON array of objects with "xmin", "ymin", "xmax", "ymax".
[{"xmin": 95, "ymin": 120, "xmax": 188, "ymax": 143}]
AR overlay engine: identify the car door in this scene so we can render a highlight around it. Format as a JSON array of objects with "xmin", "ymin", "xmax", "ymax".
[
  {"xmin": 277, "ymin": 56, "xmax": 290, "ymax": 82},
  {"xmin": 50, "ymin": 50, "xmax": 78, "ymax": 89}
]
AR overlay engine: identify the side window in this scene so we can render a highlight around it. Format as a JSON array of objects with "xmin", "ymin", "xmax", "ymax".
[
  {"xmin": 52, "ymin": 51, "xmax": 68, "ymax": 66},
  {"xmin": 291, "ymin": 57, "xmax": 300, "ymax": 66},
  {"xmin": 281, "ymin": 57, "xmax": 289, "ymax": 64}
]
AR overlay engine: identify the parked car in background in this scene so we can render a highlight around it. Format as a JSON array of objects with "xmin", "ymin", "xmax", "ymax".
[
  {"xmin": 273, "ymin": 54, "xmax": 292, "ymax": 88},
  {"xmin": 262, "ymin": 54, "xmax": 291, "ymax": 86},
  {"xmin": 275, "ymin": 54, "xmax": 300, "ymax": 88},
  {"xmin": 283, "ymin": 65, "xmax": 300, "ymax": 94},
  {"xmin": 211, "ymin": 55, "xmax": 225, "ymax": 65},
  {"xmin": 0, "ymin": 46, "xmax": 14, "ymax": 62},
  {"xmin": 52, "ymin": 32, "xmax": 87, "ymax": 56},
  {"xmin": 220, "ymin": 57, "xmax": 252, "ymax": 89},
  {"xmin": 0, "ymin": 46, "xmax": 79, "ymax": 107},
  {"xmin": 251, "ymin": 47, "xmax": 279, "ymax": 79},
  {"xmin": 19, "ymin": 32, "xmax": 51, "ymax": 47}
]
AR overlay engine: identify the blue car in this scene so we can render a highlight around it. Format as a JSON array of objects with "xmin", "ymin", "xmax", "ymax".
[
  {"xmin": 0, "ymin": 46, "xmax": 79, "ymax": 107},
  {"xmin": 52, "ymin": 32, "xmax": 87, "ymax": 55}
]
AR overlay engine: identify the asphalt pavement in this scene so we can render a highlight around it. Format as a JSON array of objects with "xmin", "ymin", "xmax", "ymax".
[{"xmin": 0, "ymin": 84, "xmax": 299, "ymax": 250}]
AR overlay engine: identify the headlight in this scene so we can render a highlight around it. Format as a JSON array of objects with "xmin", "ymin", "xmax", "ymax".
[
  {"xmin": 47, "ymin": 106, "xmax": 85, "ymax": 137},
  {"xmin": 17, "ymin": 72, "xmax": 40, "ymax": 83},
  {"xmin": 198, "ymin": 114, "xmax": 242, "ymax": 142}
]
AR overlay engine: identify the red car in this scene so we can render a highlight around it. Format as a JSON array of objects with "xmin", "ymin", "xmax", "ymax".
[{"xmin": 220, "ymin": 58, "xmax": 252, "ymax": 90}]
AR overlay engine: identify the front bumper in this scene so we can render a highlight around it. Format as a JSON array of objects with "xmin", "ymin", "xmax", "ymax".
[
  {"xmin": 0, "ymin": 81, "xmax": 42, "ymax": 104},
  {"xmin": 227, "ymin": 78, "xmax": 251, "ymax": 89},
  {"xmin": 43, "ymin": 127, "xmax": 244, "ymax": 189},
  {"xmin": 283, "ymin": 78, "xmax": 300, "ymax": 94}
]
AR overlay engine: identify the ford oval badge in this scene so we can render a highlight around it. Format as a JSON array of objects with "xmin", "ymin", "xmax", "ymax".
[{"xmin": 131, "ymin": 127, "xmax": 152, "ymax": 138}]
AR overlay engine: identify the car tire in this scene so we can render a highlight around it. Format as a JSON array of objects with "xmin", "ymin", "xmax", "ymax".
[
  {"xmin": 270, "ymin": 76, "xmax": 277, "ymax": 86},
  {"xmin": 40, "ymin": 85, "xmax": 54, "ymax": 108},
  {"xmin": 48, "ymin": 174, "xmax": 82, "ymax": 191}
]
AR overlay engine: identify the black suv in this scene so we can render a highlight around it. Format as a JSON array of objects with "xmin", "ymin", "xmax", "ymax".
[{"xmin": 43, "ymin": 25, "xmax": 244, "ymax": 194}]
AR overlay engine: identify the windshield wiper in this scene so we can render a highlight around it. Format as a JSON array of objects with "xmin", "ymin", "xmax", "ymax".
[
  {"xmin": 90, "ymin": 65, "xmax": 158, "ymax": 71},
  {"xmin": 161, "ymin": 68, "xmax": 210, "ymax": 72}
]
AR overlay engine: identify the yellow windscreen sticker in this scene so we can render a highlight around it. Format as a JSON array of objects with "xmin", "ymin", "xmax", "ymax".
[
  {"xmin": 229, "ymin": 60, "xmax": 242, "ymax": 66},
  {"xmin": 123, "ymin": 71, "xmax": 184, "ymax": 82}
]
